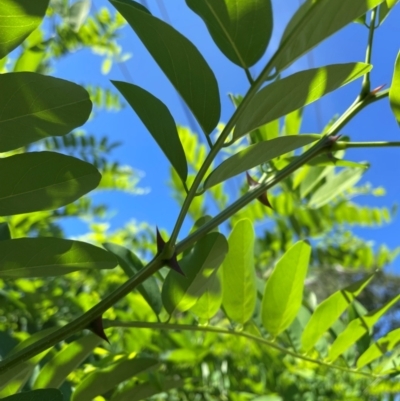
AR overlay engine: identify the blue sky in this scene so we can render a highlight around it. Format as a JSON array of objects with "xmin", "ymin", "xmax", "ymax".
[{"xmin": 54, "ymin": 1, "xmax": 400, "ymax": 269}]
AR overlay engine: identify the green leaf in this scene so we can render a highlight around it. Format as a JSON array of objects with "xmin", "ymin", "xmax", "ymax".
[
  {"xmin": 327, "ymin": 294, "xmax": 400, "ymax": 362},
  {"xmin": 0, "ymin": 0, "xmax": 49, "ymax": 59},
  {"xmin": 204, "ymin": 135, "xmax": 319, "ymax": 190},
  {"xmin": 111, "ymin": 377, "xmax": 184, "ymax": 401},
  {"xmin": 162, "ymin": 232, "xmax": 228, "ymax": 315},
  {"xmin": 221, "ymin": 219, "xmax": 256, "ymax": 325},
  {"xmin": 301, "ymin": 274, "xmax": 375, "ymax": 353},
  {"xmin": 0, "ymin": 237, "xmax": 117, "ymax": 278},
  {"xmin": 0, "ymin": 389, "xmax": 63, "ymax": 401},
  {"xmin": 261, "ymin": 241, "xmax": 311, "ymax": 337},
  {"xmin": 0, "ymin": 72, "xmax": 92, "ymax": 152},
  {"xmin": 71, "ymin": 357, "xmax": 159, "ymax": 401},
  {"xmin": 300, "ymin": 166, "xmax": 333, "ymax": 198},
  {"xmin": 186, "ymin": 0, "xmax": 272, "ymax": 68},
  {"xmin": 379, "ymin": 0, "xmax": 399, "ymax": 24},
  {"xmin": 0, "ymin": 223, "xmax": 11, "ymax": 240},
  {"xmin": 389, "ymin": 51, "xmax": 400, "ymax": 126},
  {"xmin": 0, "ymin": 152, "xmax": 101, "ymax": 216},
  {"xmin": 308, "ymin": 167, "xmax": 366, "ymax": 209},
  {"xmin": 13, "ymin": 46, "xmax": 45, "ymax": 73},
  {"xmin": 103, "ymin": 242, "xmax": 162, "ymax": 316},
  {"xmin": 109, "ymin": 0, "xmax": 220, "ymax": 134},
  {"xmin": 235, "ymin": 63, "xmax": 371, "ymax": 138},
  {"xmin": 111, "ymin": 81, "xmax": 188, "ymax": 183},
  {"xmin": 273, "ymin": 0, "xmax": 385, "ymax": 72},
  {"xmin": 357, "ymin": 327, "xmax": 400, "ymax": 369},
  {"xmin": 68, "ymin": 0, "xmax": 91, "ymax": 32},
  {"xmin": 33, "ymin": 334, "xmax": 101, "ymax": 389}
]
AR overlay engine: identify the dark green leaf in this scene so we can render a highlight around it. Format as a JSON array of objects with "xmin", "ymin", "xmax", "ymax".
[
  {"xmin": 71, "ymin": 357, "xmax": 159, "ymax": 401},
  {"xmin": 33, "ymin": 334, "xmax": 101, "ymax": 389},
  {"xmin": 0, "ymin": 72, "xmax": 92, "ymax": 152},
  {"xmin": 0, "ymin": 237, "xmax": 117, "ymax": 278},
  {"xmin": 301, "ymin": 274, "xmax": 374, "ymax": 352},
  {"xmin": 0, "ymin": 389, "xmax": 63, "ymax": 401},
  {"xmin": 204, "ymin": 135, "xmax": 319, "ymax": 189},
  {"xmin": 162, "ymin": 232, "xmax": 228, "ymax": 315},
  {"xmin": 379, "ymin": 0, "xmax": 399, "ymax": 24},
  {"xmin": 109, "ymin": 0, "xmax": 220, "ymax": 134},
  {"xmin": 389, "ymin": 51, "xmax": 400, "ymax": 126},
  {"xmin": 221, "ymin": 219, "xmax": 256, "ymax": 324},
  {"xmin": 0, "ymin": 0, "xmax": 49, "ymax": 59},
  {"xmin": 103, "ymin": 242, "xmax": 162, "ymax": 315},
  {"xmin": 261, "ymin": 241, "xmax": 311, "ymax": 337},
  {"xmin": 111, "ymin": 81, "xmax": 188, "ymax": 183},
  {"xmin": 235, "ymin": 63, "xmax": 371, "ymax": 138},
  {"xmin": 186, "ymin": 0, "xmax": 272, "ymax": 68},
  {"xmin": 273, "ymin": 0, "xmax": 385, "ymax": 72},
  {"xmin": 0, "ymin": 223, "xmax": 11, "ymax": 240},
  {"xmin": 0, "ymin": 152, "xmax": 101, "ymax": 216},
  {"xmin": 327, "ymin": 294, "xmax": 400, "ymax": 362}
]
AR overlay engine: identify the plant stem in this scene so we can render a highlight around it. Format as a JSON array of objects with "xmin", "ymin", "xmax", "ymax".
[
  {"xmin": 336, "ymin": 141, "xmax": 400, "ymax": 149},
  {"xmin": 103, "ymin": 320, "xmax": 380, "ymax": 379},
  {"xmin": 360, "ymin": 8, "xmax": 377, "ymax": 99}
]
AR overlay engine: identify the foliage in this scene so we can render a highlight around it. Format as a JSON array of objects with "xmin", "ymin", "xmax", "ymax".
[{"xmin": 1, "ymin": 1, "xmax": 400, "ymax": 400}]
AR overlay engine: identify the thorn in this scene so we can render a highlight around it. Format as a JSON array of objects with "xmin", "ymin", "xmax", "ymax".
[
  {"xmin": 167, "ymin": 254, "xmax": 185, "ymax": 276},
  {"xmin": 328, "ymin": 134, "xmax": 342, "ymax": 143},
  {"xmin": 370, "ymin": 84, "xmax": 386, "ymax": 95},
  {"xmin": 246, "ymin": 172, "xmax": 273, "ymax": 209},
  {"xmin": 246, "ymin": 171, "xmax": 258, "ymax": 188},
  {"xmin": 155, "ymin": 227, "xmax": 185, "ymax": 276},
  {"xmin": 87, "ymin": 316, "xmax": 110, "ymax": 343},
  {"xmin": 156, "ymin": 226, "xmax": 166, "ymax": 254}
]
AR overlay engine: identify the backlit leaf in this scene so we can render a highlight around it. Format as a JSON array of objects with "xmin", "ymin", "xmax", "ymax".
[
  {"xmin": 261, "ymin": 241, "xmax": 311, "ymax": 337},
  {"xmin": 33, "ymin": 334, "xmax": 102, "ymax": 389},
  {"xmin": 204, "ymin": 135, "xmax": 319, "ymax": 189},
  {"xmin": 0, "ymin": 389, "xmax": 63, "ymax": 401},
  {"xmin": 111, "ymin": 81, "xmax": 188, "ymax": 183},
  {"xmin": 235, "ymin": 63, "xmax": 371, "ymax": 138},
  {"xmin": 221, "ymin": 219, "xmax": 256, "ymax": 324},
  {"xmin": 71, "ymin": 357, "xmax": 159, "ymax": 401},
  {"xmin": 162, "ymin": 232, "xmax": 228, "ymax": 315},
  {"xmin": 0, "ymin": 0, "xmax": 49, "ymax": 59},
  {"xmin": 389, "ymin": 51, "xmax": 400, "ymax": 126},
  {"xmin": 301, "ymin": 274, "xmax": 374, "ymax": 352},
  {"xmin": 0, "ymin": 72, "xmax": 92, "ymax": 152},
  {"xmin": 379, "ymin": 0, "xmax": 399, "ymax": 24},
  {"xmin": 186, "ymin": 0, "xmax": 272, "ymax": 68},
  {"xmin": 0, "ymin": 237, "xmax": 117, "ymax": 278},
  {"xmin": 327, "ymin": 294, "xmax": 400, "ymax": 362},
  {"xmin": 0, "ymin": 152, "xmax": 101, "ymax": 216},
  {"xmin": 109, "ymin": 0, "xmax": 220, "ymax": 134}
]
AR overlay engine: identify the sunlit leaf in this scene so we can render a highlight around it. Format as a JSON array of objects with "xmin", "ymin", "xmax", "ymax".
[
  {"xmin": 379, "ymin": 0, "xmax": 400, "ymax": 24},
  {"xmin": 0, "ymin": 72, "xmax": 92, "ymax": 152},
  {"xmin": 300, "ymin": 166, "xmax": 333, "ymax": 198},
  {"xmin": 327, "ymin": 294, "xmax": 400, "ymax": 362},
  {"xmin": 162, "ymin": 232, "xmax": 228, "ymax": 315},
  {"xmin": 389, "ymin": 51, "xmax": 400, "ymax": 126},
  {"xmin": 0, "ymin": 389, "xmax": 63, "ymax": 401},
  {"xmin": 0, "ymin": 237, "xmax": 117, "ymax": 278},
  {"xmin": 186, "ymin": 0, "xmax": 272, "ymax": 68},
  {"xmin": 33, "ymin": 334, "xmax": 101, "ymax": 389},
  {"xmin": 301, "ymin": 274, "xmax": 375, "ymax": 352},
  {"xmin": 308, "ymin": 167, "xmax": 366, "ymax": 209},
  {"xmin": 109, "ymin": 0, "xmax": 220, "ymax": 134},
  {"xmin": 111, "ymin": 81, "xmax": 188, "ymax": 183},
  {"xmin": 0, "ymin": 0, "xmax": 49, "ymax": 59},
  {"xmin": 71, "ymin": 357, "xmax": 159, "ymax": 401},
  {"xmin": 204, "ymin": 135, "xmax": 319, "ymax": 189},
  {"xmin": 221, "ymin": 219, "xmax": 256, "ymax": 324},
  {"xmin": 235, "ymin": 63, "xmax": 371, "ymax": 138},
  {"xmin": 261, "ymin": 241, "xmax": 311, "ymax": 337},
  {"xmin": 272, "ymin": 0, "xmax": 385, "ymax": 72},
  {"xmin": 68, "ymin": 0, "xmax": 91, "ymax": 32},
  {"xmin": 0, "ymin": 152, "xmax": 101, "ymax": 216},
  {"xmin": 103, "ymin": 242, "xmax": 162, "ymax": 315}
]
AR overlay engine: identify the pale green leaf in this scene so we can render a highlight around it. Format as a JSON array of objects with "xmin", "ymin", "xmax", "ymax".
[
  {"xmin": 389, "ymin": 51, "xmax": 400, "ymax": 126},
  {"xmin": 221, "ymin": 219, "xmax": 256, "ymax": 325},
  {"xmin": 71, "ymin": 357, "xmax": 159, "ymax": 401},
  {"xmin": 327, "ymin": 294, "xmax": 400, "ymax": 362},
  {"xmin": 186, "ymin": 0, "xmax": 272, "ymax": 68},
  {"xmin": 301, "ymin": 274, "xmax": 375, "ymax": 352},
  {"xmin": 162, "ymin": 232, "xmax": 228, "ymax": 315},
  {"xmin": 0, "ymin": 152, "xmax": 101, "ymax": 216},
  {"xmin": 109, "ymin": 0, "xmax": 220, "ymax": 134},
  {"xmin": 68, "ymin": 0, "xmax": 91, "ymax": 32},
  {"xmin": 300, "ymin": 166, "xmax": 333, "ymax": 198},
  {"xmin": 235, "ymin": 63, "xmax": 371, "ymax": 138},
  {"xmin": 112, "ymin": 81, "xmax": 188, "ymax": 183},
  {"xmin": 204, "ymin": 135, "xmax": 319, "ymax": 189},
  {"xmin": 0, "ymin": 238, "xmax": 117, "ymax": 278},
  {"xmin": 0, "ymin": 0, "xmax": 49, "ymax": 59},
  {"xmin": 261, "ymin": 241, "xmax": 311, "ymax": 337},
  {"xmin": 0, "ymin": 72, "xmax": 92, "ymax": 152}
]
